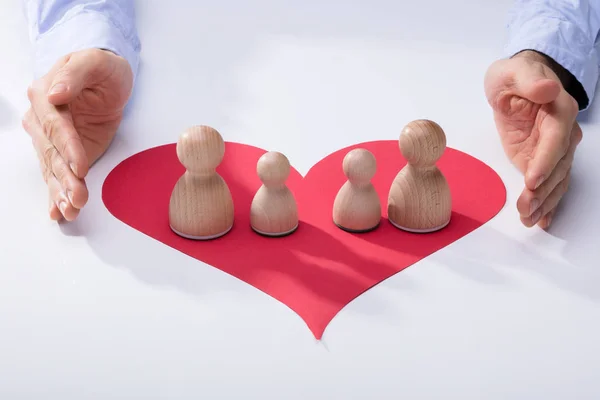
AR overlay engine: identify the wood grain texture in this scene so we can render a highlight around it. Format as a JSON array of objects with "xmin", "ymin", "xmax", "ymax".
[
  {"xmin": 388, "ymin": 120, "xmax": 452, "ymax": 232},
  {"xmin": 169, "ymin": 126, "xmax": 234, "ymax": 239},
  {"xmin": 333, "ymin": 148, "xmax": 381, "ymax": 232},
  {"xmin": 250, "ymin": 151, "xmax": 298, "ymax": 236}
]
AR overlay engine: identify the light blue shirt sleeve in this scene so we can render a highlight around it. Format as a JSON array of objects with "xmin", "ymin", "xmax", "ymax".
[
  {"xmin": 504, "ymin": 0, "xmax": 600, "ymax": 110},
  {"xmin": 22, "ymin": 0, "xmax": 141, "ymax": 83}
]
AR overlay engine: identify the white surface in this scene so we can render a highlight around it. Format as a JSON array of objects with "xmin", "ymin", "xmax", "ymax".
[{"xmin": 2, "ymin": 1, "xmax": 600, "ymax": 399}]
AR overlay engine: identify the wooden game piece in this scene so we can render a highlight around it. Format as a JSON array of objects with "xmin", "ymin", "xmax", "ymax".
[
  {"xmin": 169, "ymin": 125, "xmax": 234, "ymax": 240},
  {"xmin": 250, "ymin": 151, "xmax": 298, "ymax": 237},
  {"xmin": 332, "ymin": 148, "xmax": 381, "ymax": 232},
  {"xmin": 387, "ymin": 119, "xmax": 452, "ymax": 232}
]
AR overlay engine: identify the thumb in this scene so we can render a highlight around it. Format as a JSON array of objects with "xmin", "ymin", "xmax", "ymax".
[
  {"xmin": 46, "ymin": 50, "xmax": 106, "ymax": 105},
  {"xmin": 485, "ymin": 57, "xmax": 561, "ymax": 109}
]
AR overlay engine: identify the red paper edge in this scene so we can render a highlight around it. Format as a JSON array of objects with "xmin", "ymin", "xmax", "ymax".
[
  {"xmin": 302, "ymin": 140, "xmax": 507, "ymax": 339},
  {"xmin": 102, "ymin": 140, "xmax": 508, "ymax": 340}
]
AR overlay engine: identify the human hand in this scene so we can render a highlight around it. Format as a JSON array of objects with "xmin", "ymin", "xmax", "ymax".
[
  {"xmin": 484, "ymin": 50, "xmax": 582, "ymax": 229},
  {"xmin": 22, "ymin": 48, "xmax": 133, "ymax": 221}
]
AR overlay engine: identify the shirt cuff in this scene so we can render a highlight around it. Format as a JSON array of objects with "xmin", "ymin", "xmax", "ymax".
[
  {"xmin": 32, "ymin": 10, "xmax": 141, "ymax": 84},
  {"xmin": 504, "ymin": 19, "xmax": 598, "ymax": 111}
]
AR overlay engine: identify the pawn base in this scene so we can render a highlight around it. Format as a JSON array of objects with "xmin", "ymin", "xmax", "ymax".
[
  {"xmin": 170, "ymin": 224, "xmax": 233, "ymax": 240},
  {"xmin": 252, "ymin": 223, "xmax": 298, "ymax": 237},
  {"xmin": 388, "ymin": 218, "xmax": 450, "ymax": 233},
  {"xmin": 334, "ymin": 221, "xmax": 380, "ymax": 233}
]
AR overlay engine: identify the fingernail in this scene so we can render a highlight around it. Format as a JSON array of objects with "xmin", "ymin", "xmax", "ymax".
[
  {"xmin": 530, "ymin": 198, "xmax": 540, "ymax": 215},
  {"xmin": 49, "ymin": 83, "xmax": 67, "ymax": 95},
  {"xmin": 531, "ymin": 209, "xmax": 542, "ymax": 224},
  {"xmin": 59, "ymin": 200, "xmax": 67, "ymax": 215},
  {"xmin": 535, "ymin": 175, "xmax": 545, "ymax": 189},
  {"xmin": 67, "ymin": 190, "xmax": 74, "ymax": 205},
  {"xmin": 70, "ymin": 163, "xmax": 78, "ymax": 176},
  {"xmin": 546, "ymin": 214, "xmax": 553, "ymax": 226}
]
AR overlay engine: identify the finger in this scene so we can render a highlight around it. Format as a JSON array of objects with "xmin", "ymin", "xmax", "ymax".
[
  {"xmin": 537, "ymin": 207, "xmax": 557, "ymax": 230},
  {"xmin": 521, "ymin": 173, "xmax": 570, "ymax": 227},
  {"xmin": 571, "ymin": 120, "xmax": 584, "ymax": 145},
  {"xmin": 49, "ymin": 202, "xmax": 62, "ymax": 221},
  {"xmin": 24, "ymin": 107, "xmax": 72, "ymax": 221},
  {"xmin": 517, "ymin": 122, "xmax": 579, "ymax": 217},
  {"xmin": 49, "ymin": 144, "xmax": 89, "ymax": 209},
  {"xmin": 47, "ymin": 173, "xmax": 80, "ymax": 221},
  {"xmin": 485, "ymin": 58, "xmax": 561, "ymax": 109},
  {"xmin": 46, "ymin": 49, "xmax": 107, "ymax": 105},
  {"xmin": 24, "ymin": 108, "xmax": 54, "ymax": 184},
  {"xmin": 524, "ymin": 91, "xmax": 579, "ymax": 191},
  {"xmin": 36, "ymin": 148, "xmax": 62, "ymax": 221},
  {"xmin": 25, "ymin": 106, "xmax": 89, "ymax": 210},
  {"xmin": 27, "ymin": 80, "xmax": 89, "ymax": 179}
]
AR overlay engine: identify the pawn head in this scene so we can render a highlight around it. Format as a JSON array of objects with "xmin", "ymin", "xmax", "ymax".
[
  {"xmin": 399, "ymin": 119, "xmax": 446, "ymax": 166},
  {"xmin": 342, "ymin": 148, "xmax": 376, "ymax": 186},
  {"xmin": 176, "ymin": 125, "xmax": 225, "ymax": 172},
  {"xmin": 257, "ymin": 151, "xmax": 291, "ymax": 186}
]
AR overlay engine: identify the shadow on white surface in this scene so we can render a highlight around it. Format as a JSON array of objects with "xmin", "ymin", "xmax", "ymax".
[
  {"xmin": 541, "ymin": 172, "xmax": 600, "ymax": 267},
  {"xmin": 441, "ymin": 210, "xmax": 600, "ymax": 303},
  {"xmin": 55, "ymin": 159, "xmax": 404, "ymax": 325}
]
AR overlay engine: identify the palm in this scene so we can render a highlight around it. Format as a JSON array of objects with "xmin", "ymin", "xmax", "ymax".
[
  {"xmin": 485, "ymin": 53, "xmax": 582, "ymax": 229},
  {"xmin": 493, "ymin": 94, "xmax": 551, "ymax": 175},
  {"xmin": 68, "ymin": 59, "xmax": 132, "ymax": 166},
  {"xmin": 23, "ymin": 49, "xmax": 134, "ymax": 221}
]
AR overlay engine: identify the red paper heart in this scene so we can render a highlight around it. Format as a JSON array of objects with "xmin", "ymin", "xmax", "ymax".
[{"xmin": 102, "ymin": 140, "xmax": 506, "ymax": 339}]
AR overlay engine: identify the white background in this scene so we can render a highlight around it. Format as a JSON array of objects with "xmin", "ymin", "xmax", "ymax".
[{"xmin": 1, "ymin": 1, "xmax": 600, "ymax": 399}]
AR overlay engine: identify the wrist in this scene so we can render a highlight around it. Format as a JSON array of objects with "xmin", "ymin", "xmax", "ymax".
[{"xmin": 513, "ymin": 50, "xmax": 565, "ymax": 82}]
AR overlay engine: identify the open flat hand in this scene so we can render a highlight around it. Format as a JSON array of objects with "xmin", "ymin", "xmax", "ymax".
[
  {"xmin": 22, "ymin": 49, "xmax": 133, "ymax": 221},
  {"xmin": 484, "ymin": 50, "xmax": 583, "ymax": 229}
]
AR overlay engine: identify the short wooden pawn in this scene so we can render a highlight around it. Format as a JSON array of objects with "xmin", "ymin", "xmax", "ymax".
[
  {"xmin": 250, "ymin": 151, "xmax": 298, "ymax": 237},
  {"xmin": 387, "ymin": 119, "xmax": 452, "ymax": 232},
  {"xmin": 333, "ymin": 148, "xmax": 381, "ymax": 232},
  {"xmin": 169, "ymin": 125, "xmax": 234, "ymax": 240}
]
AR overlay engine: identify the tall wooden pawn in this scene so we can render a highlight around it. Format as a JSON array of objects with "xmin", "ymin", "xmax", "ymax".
[
  {"xmin": 169, "ymin": 125, "xmax": 234, "ymax": 240},
  {"xmin": 250, "ymin": 151, "xmax": 298, "ymax": 237},
  {"xmin": 332, "ymin": 148, "xmax": 381, "ymax": 232},
  {"xmin": 387, "ymin": 119, "xmax": 452, "ymax": 232}
]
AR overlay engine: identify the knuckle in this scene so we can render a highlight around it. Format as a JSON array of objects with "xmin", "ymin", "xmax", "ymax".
[
  {"xmin": 41, "ymin": 114, "xmax": 60, "ymax": 140},
  {"xmin": 21, "ymin": 109, "xmax": 35, "ymax": 135},
  {"xmin": 42, "ymin": 164, "xmax": 53, "ymax": 183},
  {"xmin": 26, "ymin": 84, "xmax": 37, "ymax": 101},
  {"xmin": 42, "ymin": 144, "xmax": 55, "ymax": 170},
  {"xmin": 567, "ymin": 96, "xmax": 579, "ymax": 115}
]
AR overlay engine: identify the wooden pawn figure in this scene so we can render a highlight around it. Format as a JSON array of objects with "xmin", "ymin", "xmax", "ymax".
[
  {"xmin": 387, "ymin": 119, "xmax": 451, "ymax": 232},
  {"xmin": 332, "ymin": 148, "xmax": 381, "ymax": 232},
  {"xmin": 250, "ymin": 151, "xmax": 298, "ymax": 236},
  {"xmin": 169, "ymin": 125, "xmax": 234, "ymax": 240}
]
